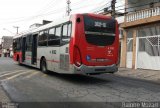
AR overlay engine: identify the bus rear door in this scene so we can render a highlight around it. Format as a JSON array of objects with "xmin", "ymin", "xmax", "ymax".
[{"xmin": 32, "ymin": 34, "xmax": 38, "ymax": 65}]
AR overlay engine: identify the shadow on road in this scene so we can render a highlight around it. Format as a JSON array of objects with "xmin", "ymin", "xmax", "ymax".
[
  {"xmin": 47, "ymin": 71, "xmax": 112, "ymax": 85},
  {"xmin": 15, "ymin": 63, "xmax": 112, "ymax": 85},
  {"xmin": 13, "ymin": 63, "xmax": 160, "ymax": 89}
]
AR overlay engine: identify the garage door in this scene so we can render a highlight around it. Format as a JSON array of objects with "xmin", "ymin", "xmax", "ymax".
[{"xmin": 137, "ymin": 35, "xmax": 160, "ymax": 70}]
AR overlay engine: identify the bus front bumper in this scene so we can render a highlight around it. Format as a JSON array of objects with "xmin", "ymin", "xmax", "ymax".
[{"xmin": 74, "ymin": 64, "xmax": 118, "ymax": 75}]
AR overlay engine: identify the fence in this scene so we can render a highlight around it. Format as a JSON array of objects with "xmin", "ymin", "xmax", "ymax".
[{"xmin": 126, "ymin": 6, "xmax": 160, "ymax": 22}]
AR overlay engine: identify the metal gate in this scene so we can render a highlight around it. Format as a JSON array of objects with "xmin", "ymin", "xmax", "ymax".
[{"xmin": 137, "ymin": 35, "xmax": 160, "ymax": 70}]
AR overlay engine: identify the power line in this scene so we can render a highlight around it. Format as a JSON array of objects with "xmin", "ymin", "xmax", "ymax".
[
  {"xmin": 0, "ymin": 0, "xmax": 108, "ymax": 24},
  {"xmin": 1, "ymin": 0, "xmax": 158, "ymax": 25},
  {"xmin": 0, "ymin": 0, "xmax": 87, "ymax": 24},
  {"xmin": 72, "ymin": 0, "xmax": 106, "ymax": 12},
  {"xmin": 93, "ymin": 0, "xmax": 160, "ymax": 16},
  {"xmin": 91, "ymin": 0, "xmax": 112, "ymax": 13},
  {"xmin": 3, "ymin": 28, "xmax": 15, "ymax": 35}
]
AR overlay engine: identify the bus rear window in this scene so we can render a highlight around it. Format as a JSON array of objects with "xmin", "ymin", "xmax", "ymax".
[{"xmin": 84, "ymin": 15, "xmax": 116, "ymax": 46}]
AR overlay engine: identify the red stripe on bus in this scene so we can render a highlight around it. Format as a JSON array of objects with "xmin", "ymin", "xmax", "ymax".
[
  {"xmin": 47, "ymin": 60, "xmax": 60, "ymax": 63},
  {"xmin": 37, "ymin": 58, "xmax": 59, "ymax": 63},
  {"xmin": 26, "ymin": 57, "xmax": 31, "ymax": 60}
]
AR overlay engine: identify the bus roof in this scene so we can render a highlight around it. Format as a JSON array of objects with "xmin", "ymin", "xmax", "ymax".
[
  {"xmin": 13, "ymin": 13, "xmax": 115, "ymax": 39},
  {"xmin": 13, "ymin": 16, "xmax": 70, "ymax": 39}
]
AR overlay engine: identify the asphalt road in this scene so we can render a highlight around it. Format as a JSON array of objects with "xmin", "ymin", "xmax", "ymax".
[{"xmin": 0, "ymin": 57, "xmax": 160, "ymax": 108}]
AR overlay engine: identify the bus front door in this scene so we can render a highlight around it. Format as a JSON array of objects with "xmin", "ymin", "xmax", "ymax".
[{"xmin": 22, "ymin": 37, "xmax": 26, "ymax": 62}]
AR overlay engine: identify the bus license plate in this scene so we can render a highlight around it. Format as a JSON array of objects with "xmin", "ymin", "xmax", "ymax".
[{"xmin": 96, "ymin": 59, "xmax": 104, "ymax": 62}]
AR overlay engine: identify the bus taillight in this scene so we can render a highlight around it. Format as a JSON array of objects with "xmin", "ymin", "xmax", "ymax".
[{"xmin": 74, "ymin": 46, "xmax": 82, "ymax": 67}]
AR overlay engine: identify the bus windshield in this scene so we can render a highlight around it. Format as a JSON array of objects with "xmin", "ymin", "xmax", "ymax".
[{"xmin": 84, "ymin": 15, "xmax": 116, "ymax": 46}]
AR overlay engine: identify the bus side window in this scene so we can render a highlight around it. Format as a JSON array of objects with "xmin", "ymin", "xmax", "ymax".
[
  {"xmin": 38, "ymin": 31, "xmax": 48, "ymax": 46},
  {"xmin": 68, "ymin": 23, "xmax": 72, "ymax": 37},
  {"xmin": 38, "ymin": 32, "xmax": 43, "ymax": 46},
  {"xmin": 48, "ymin": 28, "xmax": 56, "ymax": 46},
  {"xmin": 54, "ymin": 26, "xmax": 61, "ymax": 45},
  {"xmin": 62, "ymin": 22, "xmax": 72, "ymax": 44}
]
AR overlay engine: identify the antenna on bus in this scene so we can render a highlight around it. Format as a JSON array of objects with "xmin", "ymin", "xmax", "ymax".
[{"xmin": 66, "ymin": 0, "xmax": 71, "ymax": 16}]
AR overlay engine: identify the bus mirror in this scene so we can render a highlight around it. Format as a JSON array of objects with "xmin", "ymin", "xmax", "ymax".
[{"xmin": 76, "ymin": 18, "xmax": 81, "ymax": 23}]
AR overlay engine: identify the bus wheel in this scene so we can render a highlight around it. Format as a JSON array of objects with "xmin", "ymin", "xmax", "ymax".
[{"xmin": 41, "ymin": 58, "xmax": 48, "ymax": 74}]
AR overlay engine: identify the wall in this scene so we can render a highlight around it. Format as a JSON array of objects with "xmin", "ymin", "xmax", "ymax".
[
  {"xmin": 127, "ymin": 0, "xmax": 160, "ymax": 13},
  {"xmin": 120, "ymin": 22, "xmax": 160, "ymax": 69}
]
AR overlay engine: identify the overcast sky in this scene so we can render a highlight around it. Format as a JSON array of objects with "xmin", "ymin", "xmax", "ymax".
[{"xmin": 0, "ymin": 0, "xmax": 124, "ymax": 42}]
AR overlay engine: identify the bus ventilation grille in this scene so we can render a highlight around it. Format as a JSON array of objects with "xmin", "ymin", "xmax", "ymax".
[{"xmin": 60, "ymin": 54, "xmax": 69, "ymax": 71}]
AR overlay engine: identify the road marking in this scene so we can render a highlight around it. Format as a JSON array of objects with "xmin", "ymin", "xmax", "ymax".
[
  {"xmin": 6, "ymin": 72, "xmax": 29, "ymax": 80},
  {"xmin": 42, "ymin": 74, "xmax": 47, "ymax": 77},
  {"xmin": 4, "ymin": 70, "xmax": 34, "ymax": 81},
  {"xmin": 0, "ymin": 70, "xmax": 26, "ymax": 75},
  {"xmin": 0, "ymin": 70, "xmax": 26, "ymax": 78},
  {"xmin": 25, "ymin": 71, "xmax": 39, "ymax": 78}
]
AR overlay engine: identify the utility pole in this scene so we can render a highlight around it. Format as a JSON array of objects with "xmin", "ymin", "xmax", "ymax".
[
  {"xmin": 111, "ymin": 0, "xmax": 116, "ymax": 18},
  {"xmin": 13, "ymin": 26, "xmax": 19, "ymax": 34},
  {"xmin": 66, "ymin": 0, "xmax": 71, "ymax": 16}
]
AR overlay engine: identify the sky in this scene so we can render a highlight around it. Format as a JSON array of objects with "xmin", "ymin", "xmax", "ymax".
[{"xmin": 0, "ymin": 0, "xmax": 124, "ymax": 43}]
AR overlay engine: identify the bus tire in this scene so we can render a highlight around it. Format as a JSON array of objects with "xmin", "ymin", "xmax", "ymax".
[{"xmin": 41, "ymin": 58, "xmax": 48, "ymax": 74}]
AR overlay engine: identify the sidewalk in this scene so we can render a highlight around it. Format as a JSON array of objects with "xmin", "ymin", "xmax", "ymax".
[
  {"xmin": 0, "ymin": 85, "xmax": 10, "ymax": 102},
  {"xmin": 116, "ymin": 68, "xmax": 160, "ymax": 83}
]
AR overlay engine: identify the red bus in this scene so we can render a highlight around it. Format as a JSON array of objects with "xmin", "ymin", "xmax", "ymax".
[{"xmin": 13, "ymin": 13, "xmax": 119, "ymax": 75}]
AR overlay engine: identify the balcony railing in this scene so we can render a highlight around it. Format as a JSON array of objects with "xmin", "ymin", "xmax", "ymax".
[{"xmin": 126, "ymin": 6, "xmax": 160, "ymax": 22}]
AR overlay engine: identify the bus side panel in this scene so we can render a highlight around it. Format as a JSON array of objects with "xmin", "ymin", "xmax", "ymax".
[
  {"xmin": 59, "ymin": 44, "xmax": 73, "ymax": 74},
  {"xmin": 47, "ymin": 46, "xmax": 60, "ymax": 72},
  {"xmin": 69, "ymin": 14, "xmax": 82, "ymax": 65},
  {"xmin": 37, "ymin": 47, "xmax": 48, "ymax": 69},
  {"xmin": 37, "ymin": 47, "xmax": 41, "ymax": 69},
  {"xmin": 13, "ymin": 52, "xmax": 18, "ymax": 61},
  {"xmin": 13, "ymin": 51, "xmax": 22, "ymax": 62},
  {"xmin": 37, "ymin": 47, "xmax": 61, "ymax": 72},
  {"xmin": 46, "ymin": 46, "xmax": 54, "ymax": 71},
  {"xmin": 25, "ymin": 51, "xmax": 32, "ymax": 65},
  {"xmin": 115, "ymin": 21, "xmax": 119, "ymax": 64}
]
